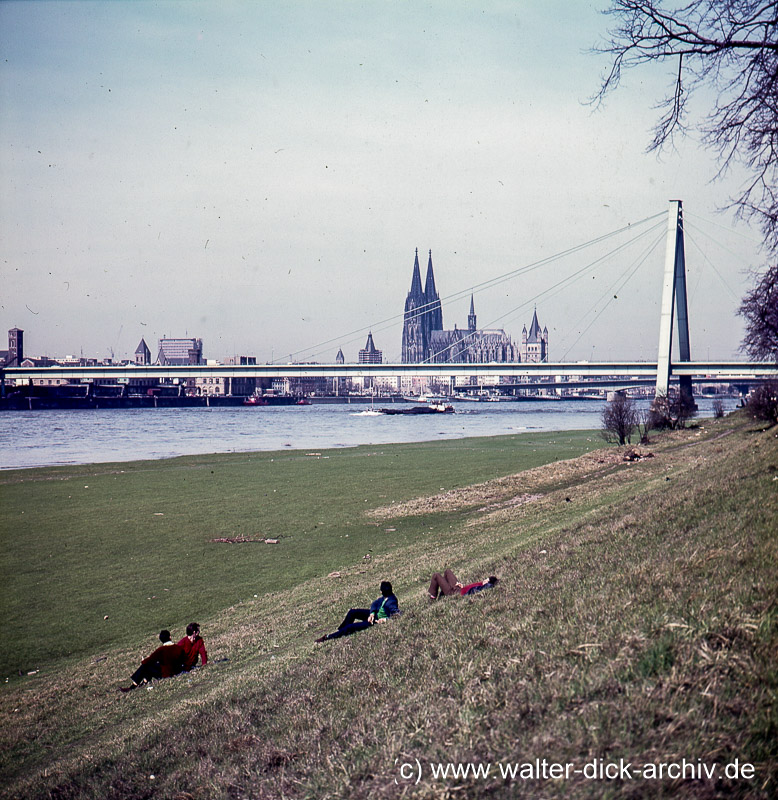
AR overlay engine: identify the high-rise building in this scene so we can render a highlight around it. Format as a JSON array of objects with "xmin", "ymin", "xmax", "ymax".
[
  {"xmin": 157, "ymin": 337, "xmax": 203, "ymax": 365},
  {"xmin": 224, "ymin": 355, "xmax": 257, "ymax": 396},
  {"xmin": 358, "ymin": 332, "xmax": 382, "ymax": 364}
]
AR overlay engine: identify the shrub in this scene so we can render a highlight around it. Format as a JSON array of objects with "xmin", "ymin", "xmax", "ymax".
[
  {"xmin": 712, "ymin": 397, "xmax": 725, "ymax": 419},
  {"xmin": 747, "ymin": 381, "xmax": 778, "ymax": 425},
  {"xmin": 601, "ymin": 393, "xmax": 638, "ymax": 445},
  {"xmin": 636, "ymin": 407, "xmax": 655, "ymax": 443},
  {"xmin": 649, "ymin": 390, "xmax": 698, "ymax": 430}
]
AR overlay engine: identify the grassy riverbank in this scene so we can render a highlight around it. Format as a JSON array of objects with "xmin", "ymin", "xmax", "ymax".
[
  {"xmin": 0, "ymin": 430, "xmax": 599, "ymax": 678},
  {"xmin": 1, "ymin": 414, "xmax": 776, "ymax": 798}
]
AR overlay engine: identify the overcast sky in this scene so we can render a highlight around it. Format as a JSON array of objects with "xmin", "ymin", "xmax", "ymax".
[{"xmin": 0, "ymin": 1, "xmax": 766, "ymax": 364}]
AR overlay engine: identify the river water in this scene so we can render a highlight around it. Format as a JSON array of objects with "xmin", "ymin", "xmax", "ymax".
[{"xmin": 0, "ymin": 397, "xmax": 732, "ymax": 470}]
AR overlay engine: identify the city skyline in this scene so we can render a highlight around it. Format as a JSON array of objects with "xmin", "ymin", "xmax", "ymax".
[{"xmin": 1, "ymin": 2, "xmax": 767, "ymax": 365}]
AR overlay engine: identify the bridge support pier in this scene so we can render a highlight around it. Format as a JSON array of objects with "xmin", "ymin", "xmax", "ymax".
[{"xmin": 656, "ymin": 200, "xmax": 693, "ymax": 401}]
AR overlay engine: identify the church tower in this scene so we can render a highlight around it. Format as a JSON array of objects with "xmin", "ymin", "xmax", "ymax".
[
  {"xmin": 523, "ymin": 308, "xmax": 548, "ymax": 362},
  {"xmin": 7, "ymin": 328, "xmax": 23, "ymax": 367},
  {"xmin": 402, "ymin": 249, "xmax": 428, "ymax": 363},
  {"xmin": 134, "ymin": 337, "xmax": 151, "ymax": 366},
  {"xmin": 334, "ymin": 348, "xmax": 346, "ymax": 395},
  {"xmin": 468, "ymin": 295, "xmax": 477, "ymax": 333},
  {"xmin": 423, "ymin": 250, "xmax": 443, "ymax": 335}
]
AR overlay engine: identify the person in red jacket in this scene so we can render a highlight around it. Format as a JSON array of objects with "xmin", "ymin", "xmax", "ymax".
[
  {"xmin": 177, "ymin": 622, "xmax": 208, "ymax": 670},
  {"xmin": 427, "ymin": 569, "xmax": 498, "ymax": 600},
  {"xmin": 120, "ymin": 630, "xmax": 185, "ymax": 692}
]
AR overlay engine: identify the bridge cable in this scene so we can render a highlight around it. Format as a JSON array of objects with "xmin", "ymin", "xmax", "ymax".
[
  {"xmin": 379, "ymin": 217, "xmax": 665, "ymax": 364},
  {"xmin": 683, "ymin": 221, "xmax": 750, "ymax": 302},
  {"xmin": 558, "ymin": 227, "xmax": 667, "ymax": 360},
  {"xmin": 279, "ymin": 211, "xmax": 667, "ymax": 363},
  {"xmin": 422, "ymin": 218, "xmax": 666, "ymax": 364},
  {"xmin": 684, "ymin": 210, "xmax": 765, "ymax": 248},
  {"xmin": 493, "ymin": 220, "xmax": 667, "ymax": 339}
]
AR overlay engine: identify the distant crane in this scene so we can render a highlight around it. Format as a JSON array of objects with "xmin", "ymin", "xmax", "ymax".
[{"xmin": 108, "ymin": 325, "xmax": 123, "ymax": 362}]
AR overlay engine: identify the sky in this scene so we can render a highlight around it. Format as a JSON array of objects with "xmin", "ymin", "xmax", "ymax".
[{"xmin": 0, "ymin": 0, "xmax": 768, "ymax": 364}]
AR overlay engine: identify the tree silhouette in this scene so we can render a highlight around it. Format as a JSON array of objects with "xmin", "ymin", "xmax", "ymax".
[
  {"xmin": 739, "ymin": 263, "xmax": 778, "ymax": 362},
  {"xmin": 593, "ymin": 1, "xmax": 778, "ymax": 253},
  {"xmin": 601, "ymin": 392, "xmax": 638, "ymax": 445}
]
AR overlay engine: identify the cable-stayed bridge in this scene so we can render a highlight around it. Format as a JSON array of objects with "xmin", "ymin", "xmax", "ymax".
[
  {"xmin": 1, "ymin": 360, "xmax": 774, "ymax": 383},
  {"xmin": 2, "ymin": 201, "xmax": 776, "ymax": 395}
]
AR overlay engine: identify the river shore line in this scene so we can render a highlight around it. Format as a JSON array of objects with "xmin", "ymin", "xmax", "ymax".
[{"xmin": 1, "ymin": 396, "xmax": 733, "ymax": 470}]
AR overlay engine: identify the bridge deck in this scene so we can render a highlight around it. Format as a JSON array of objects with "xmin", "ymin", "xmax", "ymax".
[{"xmin": 2, "ymin": 361, "xmax": 776, "ymax": 382}]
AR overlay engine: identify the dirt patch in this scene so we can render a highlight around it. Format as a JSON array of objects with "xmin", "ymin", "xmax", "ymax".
[
  {"xmin": 366, "ymin": 448, "xmax": 629, "ymax": 521},
  {"xmin": 209, "ymin": 537, "xmax": 278, "ymax": 544}
]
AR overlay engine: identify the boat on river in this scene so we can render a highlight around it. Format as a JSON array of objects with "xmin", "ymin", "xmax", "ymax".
[
  {"xmin": 379, "ymin": 403, "xmax": 454, "ymax": 415},
  {"xmin": 351, "ymin": 396, "xmax": 381, "ymax": 416},
  {"xmin": 243, "ymin": 393, "xmax": 307, "ymax": 406}
]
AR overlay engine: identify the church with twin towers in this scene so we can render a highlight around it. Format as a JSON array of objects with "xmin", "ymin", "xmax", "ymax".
[{"xmin": 401, "ymin": 249, "xmax": 548, "ymax": 365}]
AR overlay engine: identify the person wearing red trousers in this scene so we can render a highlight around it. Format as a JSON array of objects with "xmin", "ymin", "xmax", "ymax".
[{"xmin": 428, "ymin": 569, "xmax": 499, "ymax": 600}]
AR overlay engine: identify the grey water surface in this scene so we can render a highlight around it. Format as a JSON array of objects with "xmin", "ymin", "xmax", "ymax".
[{"xmin": 0, "ymin": 398, "xmax": 732, "ymax": 470}]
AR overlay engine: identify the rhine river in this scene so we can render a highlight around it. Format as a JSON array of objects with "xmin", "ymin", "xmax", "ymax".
[{"xmin": 0, "ymin": 397, "xmax": 732, "ymax": 470}]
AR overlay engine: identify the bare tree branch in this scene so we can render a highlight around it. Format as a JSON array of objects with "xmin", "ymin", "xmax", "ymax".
[
  {"xmin": 592, "ymin": 1, "xmax": 778, "ymax": 251},
  {"xmin": 739, "ymin": 263, "xmax": 778, "ymax": 362}
]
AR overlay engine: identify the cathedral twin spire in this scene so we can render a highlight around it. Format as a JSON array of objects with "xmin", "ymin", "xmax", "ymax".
[
  {"xmin": 402, "ymin": 249, "xmax": 442, "ymax": 363},
  {"xmin": 408, "ymin": 248, "xmax": 424, "ymax": 298},
  {"xmin": 423, "ymin": 250, "xmax": 443, "ymax": 333},
  {"xmin": 408, "ymin": 250, "xmax": 441, "ymax": 309},
  {"xmin": 401, "ymin": 249, "xmax": 547, "ymax": 364}
]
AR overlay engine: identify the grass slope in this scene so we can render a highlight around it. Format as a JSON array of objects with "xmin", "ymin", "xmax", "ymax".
[
  {"xmin": 1, "ymin": 414, "xmax": 776, "ymax": 799},
  {"xmin": 0, "ymin": 430, "xmax": 599, "ymax": 677}
]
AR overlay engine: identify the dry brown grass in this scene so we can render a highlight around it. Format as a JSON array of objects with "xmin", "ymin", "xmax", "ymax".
[{"xmin": 366, "ymin": 448, "xmax": 628, "ymax": 521}]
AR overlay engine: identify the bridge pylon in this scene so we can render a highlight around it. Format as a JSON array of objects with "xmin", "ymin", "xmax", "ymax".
[{"xmin": 656, "ymin": 200, "xmax": 693, "ymax": 400}]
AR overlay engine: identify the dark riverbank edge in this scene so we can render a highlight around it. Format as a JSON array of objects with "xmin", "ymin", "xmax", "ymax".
[{"xmin": 0, "ymin": 392, "xmax": 603, "ymax": 410}]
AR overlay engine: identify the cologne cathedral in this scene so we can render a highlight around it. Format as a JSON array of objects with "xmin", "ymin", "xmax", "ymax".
[{"xmin": 401, "ymin": 250, "xmax": 548, "ymax": 364}]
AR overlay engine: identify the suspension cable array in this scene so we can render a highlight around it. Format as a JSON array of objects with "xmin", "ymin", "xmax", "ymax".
[{"xmin": 279, "ymin": 207, "xmax": 752, "ymax": 365}]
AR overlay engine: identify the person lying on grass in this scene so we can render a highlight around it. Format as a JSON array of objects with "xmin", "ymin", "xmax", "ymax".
[
  {"xmin": 428, "ymin": 569, "xmax": 499, "ymax": 601},
  {"xmin": 315, "ymin": 580, "xmax": 400, "ymax": 643},
  {"xmin": 177, "ymin": 622, "xmax": 208, "ymax": 671},
  {"xmin": 119, "ymin": 629, "xmax": 185, "ymax": 692}
]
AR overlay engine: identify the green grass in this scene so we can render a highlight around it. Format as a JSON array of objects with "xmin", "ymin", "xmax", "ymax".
[
  {"xmin": 1, "ymin": 415, "xmax": 776, "ymax": 799},
  {"xmin": 0, "ymin": 430, "xmax": 599, "ymax": 678}
]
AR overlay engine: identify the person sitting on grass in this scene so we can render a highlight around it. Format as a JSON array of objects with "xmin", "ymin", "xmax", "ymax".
[
  {"xmin": 177, "ymin": 622, "xmax": 208, "ymax": 671},
  {"xmin": 428, "ymin": 569, "xmax": 499, "ymax": 601},
  {"xmin": 315, "ymin": 580, "xmax": 400, "ymax": 643},
  {"xmin": 119, "ymin": 629, "xmax": 185, "ymax": 692}
]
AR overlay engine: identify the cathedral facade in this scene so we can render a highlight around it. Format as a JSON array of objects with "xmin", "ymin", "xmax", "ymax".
[{"xmin": 401, "ymin": 250, "xmax": 547, "ymax": 364}]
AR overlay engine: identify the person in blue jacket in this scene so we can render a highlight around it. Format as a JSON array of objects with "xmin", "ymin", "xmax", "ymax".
[{"xmin": 315, "ymin": 581, "xmax": 399, "ymax": 643}]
